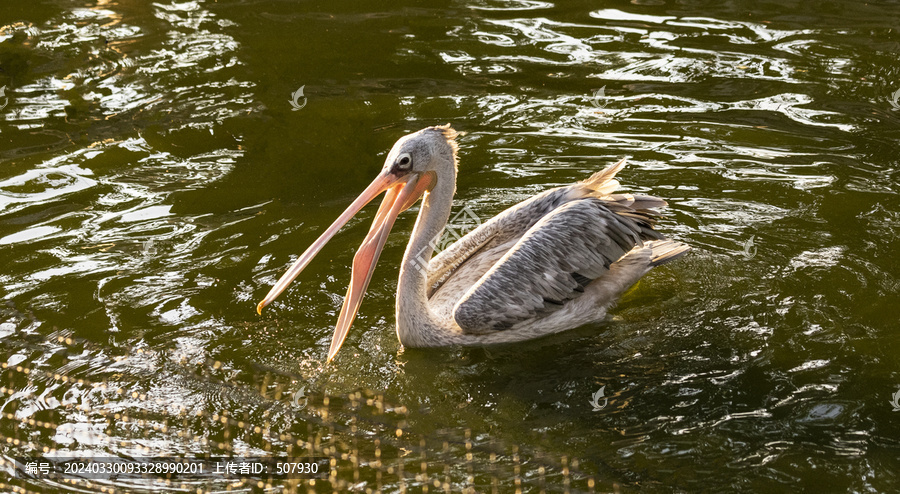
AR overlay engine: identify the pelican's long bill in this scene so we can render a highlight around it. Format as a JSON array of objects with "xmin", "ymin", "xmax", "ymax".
[{"xmin": 257, "ymin": 169, "xmax": 434, "ymax": 362}]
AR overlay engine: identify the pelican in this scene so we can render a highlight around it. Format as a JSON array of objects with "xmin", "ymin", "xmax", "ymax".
[{"xmin": 258, "ymin": 125, "xmax": 689, "ymax": 361}]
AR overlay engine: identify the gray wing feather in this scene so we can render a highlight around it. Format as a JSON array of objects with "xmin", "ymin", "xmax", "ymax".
[
  {"xmin": 426, "ymin": 187, "xmax": 573, "ymax": 295},
  {"xmin": 453, "ymin": 198, "xmax": 663, "ymax": 334}
]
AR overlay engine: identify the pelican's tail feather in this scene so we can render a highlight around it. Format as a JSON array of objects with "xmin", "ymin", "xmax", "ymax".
[
  {"xmin": 647, "ymin": 239, "xmax": 691, "ymax": 267},
  {"xmin": 579, "ymin": 158, "xmax": 628, "ymax": 196}
]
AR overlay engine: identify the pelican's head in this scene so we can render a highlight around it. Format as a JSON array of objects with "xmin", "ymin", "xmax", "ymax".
[
  {"xmin": 256, "ymin": 124, "xmax": 460, "ymax": 362},
  {"xmin": 382, "ymin": 124, "xmax": 459, "ymax": 181}
]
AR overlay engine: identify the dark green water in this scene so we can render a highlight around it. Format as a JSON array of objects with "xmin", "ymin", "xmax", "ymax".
[{"xmin": 1, "ymin": 0, "xmax": 899, "ymax": 492}]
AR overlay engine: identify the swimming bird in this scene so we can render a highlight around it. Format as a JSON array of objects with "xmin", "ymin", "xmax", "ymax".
[{"xmin": 257, "ymin": 125, "xmax": 689, "ymax": 361}]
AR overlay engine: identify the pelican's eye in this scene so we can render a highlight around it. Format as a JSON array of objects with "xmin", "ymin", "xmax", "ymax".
[{"xmin": 395, "ymin": 153, "xmax": 412, "ymax": 171}]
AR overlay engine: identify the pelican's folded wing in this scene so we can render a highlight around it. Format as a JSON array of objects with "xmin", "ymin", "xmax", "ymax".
[
  {"xmin": 452, "ymin": 197, "xmax": 664, "ymax": 334},
  {"xmin": 425, "ymin": 187, "xmax": 575, "ymax": 296}
]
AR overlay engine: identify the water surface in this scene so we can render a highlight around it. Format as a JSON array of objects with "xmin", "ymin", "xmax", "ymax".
[{"xmin": 1, "ymin": 0, "xmax": 899, "ymax": 492}]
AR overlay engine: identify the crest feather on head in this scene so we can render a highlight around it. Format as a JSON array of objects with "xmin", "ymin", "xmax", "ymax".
[{"xmin": 428, "ymin": 123, "xmax": 462, "ymax": 154}]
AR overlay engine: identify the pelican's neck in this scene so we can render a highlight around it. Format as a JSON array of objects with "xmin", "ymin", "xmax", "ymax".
[{"xmin": 396, "ymin": 172, "xmax": 458, "ymax": 346}]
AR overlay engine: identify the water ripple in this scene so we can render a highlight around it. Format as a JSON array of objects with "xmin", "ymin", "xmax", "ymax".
[{"xmin": 1, "ymin": 0, "xmax": 898, "ymax": 491}]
